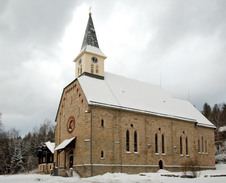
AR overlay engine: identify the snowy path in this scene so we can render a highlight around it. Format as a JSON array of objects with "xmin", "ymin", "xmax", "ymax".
[{"xmin": 1, "ymin": 164, "xmax": 226, "ymax": 183}]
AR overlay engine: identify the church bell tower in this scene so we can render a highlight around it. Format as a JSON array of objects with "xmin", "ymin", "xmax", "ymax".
[{"xmin": 74, "ymin": 12, "xmax": 107, "ymax": 79}]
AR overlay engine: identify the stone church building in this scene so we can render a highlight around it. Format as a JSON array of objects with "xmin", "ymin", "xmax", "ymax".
[{"xmin": 54, "ymin": 13, "xmax": 215, "ymax": 177}]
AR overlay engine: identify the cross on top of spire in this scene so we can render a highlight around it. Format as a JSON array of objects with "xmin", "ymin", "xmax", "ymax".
[{"xmin": 89, "ymin": 7, "xmax": 92, "ymax": 15}]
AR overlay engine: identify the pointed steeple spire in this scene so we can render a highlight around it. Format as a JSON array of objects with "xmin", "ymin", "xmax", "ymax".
[
  {"xmin": 81, "ymin": 12, "xmax": 99, "ymax": 50},
  {"xmin": 74, "ymin": 12, "xmax": 106, "ymax": 79}
]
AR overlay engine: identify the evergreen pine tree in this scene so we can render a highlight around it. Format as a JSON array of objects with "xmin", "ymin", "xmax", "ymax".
[
  {"xmin": 202, "ymin": 102, "xmax": 212, "ymax": 121},
  {"xmin": 11, "ymin": 138, "xmax": 25, "ymax": 173}
]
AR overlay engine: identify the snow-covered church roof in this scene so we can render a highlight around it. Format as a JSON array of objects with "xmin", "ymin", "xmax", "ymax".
[{"xmin": 78, "ymin": 72, "xmax": 215, "ymax": 128}]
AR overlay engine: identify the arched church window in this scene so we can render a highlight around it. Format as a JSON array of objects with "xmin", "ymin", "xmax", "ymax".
[
  {"xmin": 186, "ymin": 137, "xmax": 188, "ymax": 155},
  {"xmin": 202, "ymin": 136, "xmax": 204, "ymax": 153},
  {"xmin": 101, "ymin": 119, "xmax": 104, "ymax": 127},
  {"xmin": 126, "ymin": 130, "xmax": 130, "ymax": 152},
  {"xmin": 134, "ymin": 131, "xmax": 137, "ymax": 152},
  {"xmin": 155, "ymin": 133, "xmax": 158, "ymax": 153},
  {"xmin": 101, "ymin": 151, "xmax": 104, "ymax": 159},
  {"xmin": 180, "ymin": 136, "xmax": 183, "ymax": 155},
  {"xmin": 162, "ymin": 134, "xmax": 165, "ymax": 154},
  {"xmin": 198, "ymin": 139, "xmax": 200, "ymax": 153}
]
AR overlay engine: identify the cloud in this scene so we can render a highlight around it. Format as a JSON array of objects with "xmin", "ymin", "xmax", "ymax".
[
  {"xmin": 0, "ymin": 0, "xmax": 225, "ymax": 136},
  {"xmin": 0, "ymin": 0, "xmax": 80, "ymax": 135},
  {"xmin": 101, "ymin": 0, "xmax": 226, "ymax": 110}
]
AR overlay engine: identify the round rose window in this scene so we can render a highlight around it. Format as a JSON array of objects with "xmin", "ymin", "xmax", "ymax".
[{"xmin": 67, "ymin": 116, "xmax": 75, "ymax": 133}]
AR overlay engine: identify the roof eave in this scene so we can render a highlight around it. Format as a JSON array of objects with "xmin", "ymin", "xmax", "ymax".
[
  {"xmin": 88, "ymin": 100, "xmax": 215, "ymax": 128},
  {"xmin": 196, "ymin": 123, "xmax": 216, "ymax": 129},
  {"xmin": 73, "ymin": 48, "xmax": 107, "ymax": 62},
  {"xmin": 88, "ymin": 100, "xmax": 198, "ymax": 123}
]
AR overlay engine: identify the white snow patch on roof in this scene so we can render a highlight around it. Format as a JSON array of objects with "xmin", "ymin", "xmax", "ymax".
[
  {"xmin": 55, "ymin": 137, "xmax": 76, "ymax": 151},
  {"xmin": 78, "ymin": 72, "xmax": 215, "ymax": 128},
  {"xmin": 45, "ymin": 141, "xmax": 55, "ymax": 154},
  {"xmin": 80, "ymin": 45, "xmax": 106, "ymax": 57},
  {"xmin": 219, "ymin": 126, "xmax": 226, "ymax": 132}
]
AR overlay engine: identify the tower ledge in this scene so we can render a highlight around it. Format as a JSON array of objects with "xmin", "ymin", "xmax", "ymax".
[{"xmin": 74, "ymin": 45, "xmax": 106, "ymax": 62}]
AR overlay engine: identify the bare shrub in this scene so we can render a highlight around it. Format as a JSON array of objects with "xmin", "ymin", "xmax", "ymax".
[{"xmin": 181, "ymin": 159, "xmax": 199, "ymax": 178}]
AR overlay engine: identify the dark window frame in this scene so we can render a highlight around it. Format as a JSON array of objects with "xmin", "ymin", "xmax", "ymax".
[
  {"xmin": 126, "ymin": 130, "xmax": 130, "ymax": 152},
  {"xmin": 202, "ymin": 136, "xmax": 204, "ymax": 152},
  {"xmin": 186, "ymin": 137, "xmax": 188, "ymax": 155},
  {"xmin": 134, "ymin": 131, "xmax": 138, "ymax": 152},
  {"xmin": 162, "ymin": 134, "xmax": 165, "ymax": 154},
  {"xmin": 198, "ymin": 139, "xmax": 200, "ymax": 153},
  {"xmin": 155, "ymin": 133, "xmax": 158, "ymax": 153},
  {"xmin": 101, "ymin": 150, "xmax": 104, "ymax": 159},
  {"xmin": 180, "ymin": 136, "xmax": 183, "ymax": 155},
  {"xmin": 205, "ymin": 140, "xmax": 207, "ymax": 153},
  {"xmin": 101, "ymin": 119, "xmax": 104, "ymax": 127}
]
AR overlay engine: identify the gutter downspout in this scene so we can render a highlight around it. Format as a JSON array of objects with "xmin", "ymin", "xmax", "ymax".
[{"xmin": 90, "ymin": 105, "xmax": 94, "ymax": 176}]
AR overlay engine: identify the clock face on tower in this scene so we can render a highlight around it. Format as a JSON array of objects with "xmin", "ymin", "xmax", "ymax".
[
  {"xmin": 78, "ymin": 58, "xmax": 82, "ymax": 65},
  {"xmin": 91, "ymin": 56, "xmax": 98, "ymax": 63}
]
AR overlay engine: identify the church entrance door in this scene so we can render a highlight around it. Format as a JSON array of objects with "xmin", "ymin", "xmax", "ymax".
[
  {"xmin": 159, "ymin": 160, "xmax": 163, "ymax": 169},
  {"xmin": 69, "ymin": 154, "xmax": 73, "ymax": 168}
]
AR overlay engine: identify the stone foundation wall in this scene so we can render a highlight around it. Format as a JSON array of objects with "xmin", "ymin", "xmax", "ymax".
[
  {"xmin": 73, "ymin": 164, "xmax": 215, "ymax": 177},
  {"xmin": 74, "ymin": 164, "xmax": 159, "ymax": 177}
]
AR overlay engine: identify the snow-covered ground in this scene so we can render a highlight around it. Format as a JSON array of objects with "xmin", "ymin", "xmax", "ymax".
[{"xmin": 1, "ymin": 164, "xmax": 226, "ymax": 183}]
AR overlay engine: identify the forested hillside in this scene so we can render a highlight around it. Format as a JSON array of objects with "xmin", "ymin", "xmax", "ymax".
[
  {"xmin": 0, "ymin": 113, "xmax": 54, "ymax": 174},
  {"xmin": 202, "ymin": 103, "xmax": 226, "ymax": 163}
]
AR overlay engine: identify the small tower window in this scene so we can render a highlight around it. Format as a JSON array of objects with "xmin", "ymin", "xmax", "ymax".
[
  {"xmin": 91, "ymin": 64, "xmax": 94, "ymax": 74},
  {"xmin": 134, "ymin": 131, "xmax": 138, "ymax": 152},
  {"xmin": 80, "ymin": 66, "xmax": 82, "ymax": 74},
  {"xmin": 205, "ymin": 140, "xmax": 207, "ymax": 153},
  {"xmin": 126, "ymin": 130, "xmax": 130, "ymax": 152},
  {"xmin": 96, "ymin": 65, "xmax": 99, "ymax": 73},
  {"xmin": 155, "ymin": 133, "xmax": 158, "ymax": 153}
]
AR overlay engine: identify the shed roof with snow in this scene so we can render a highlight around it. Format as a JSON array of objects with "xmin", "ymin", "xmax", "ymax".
[{"xmin": 45, "ymin": 141, "xmax": 55, "ymax": 154}]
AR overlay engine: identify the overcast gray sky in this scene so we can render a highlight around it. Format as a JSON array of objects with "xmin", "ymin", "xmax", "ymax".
[{"xmin": 0, "ymin": 0, "xmax": 225, "ymax": 136}]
